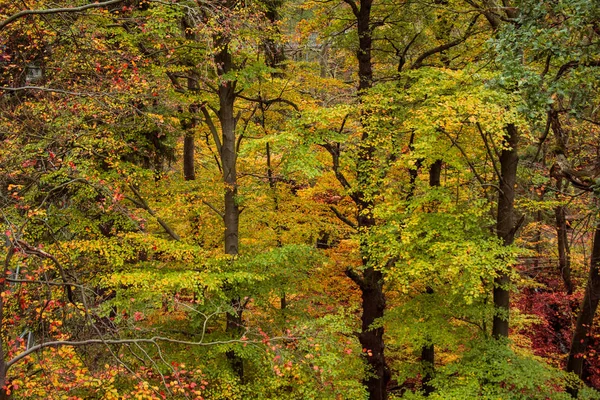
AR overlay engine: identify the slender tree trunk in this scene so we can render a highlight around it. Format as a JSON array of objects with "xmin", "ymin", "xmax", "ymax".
[
  {"xmin": 421, "ymin": 160, "xmax": 442, "ymax": 395},
  {"xmin": 0, "ymin": 311, "xmax": 8, "ymax": 400},
  {"xmin": 555, "ymin": 178, "xmax": 573, "ymax": 294},
  {"xmin": 266, "ymin": 142, "xmax": 288, "ymax": 312},
  {"xmin": 182, "ymin": 18, "xmax": 198, "ymax": 181},
  {"xmin": 215, "ymin": 38, "xmax": 244, "ymax": 380},
  {"xmin": 0, "ymin": 249, "xmax": 13, "ymax": 400},
  {"xmin": 549, "ymin": 112, "xmax": 574, "ymax": 295},
  {"xmin": 566, "ymin": 225, "xmax": 600, "ymax": 397},
  {"xmin": 492, "ymin": 123, "xmax": 519, "ymax": 339},
  {"xmin": 421, "ymin": 342, "xmax": 435, "ymax": 396},
  {"xmin": 533, "ymin": 209, "xmax": 542, "ymax": 269},
  {"xmin": 183, "ymin": 134, "xmax": 195, "ymax": 181},
  {"xmin": 263, "ymin": 0, "xmax": 285, "ymax": 76},
  {"xmin": 220, "ymin": 88, "xmax": 238, "ymax": 257},
  {"xmin": 429, "ymin": 160, "xmax": 442, "ymax": 187}
]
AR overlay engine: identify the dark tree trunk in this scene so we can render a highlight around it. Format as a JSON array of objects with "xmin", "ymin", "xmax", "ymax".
[
  {"xmin": 429, "ymin": 160, "xmax": 442, "ymax": 187},
  {"xmin": 533, "ymin": 209, "xmax": 542, "ymax": 269},
  {"xmin": 549, "ymin": 112, "xmax": 574, "ymax": 295},
  {"xmin": 421, "ymin": 161, "xmax": 441, "ymax": 395},
  {"xmin": 183, "ymin": 133, "xmax": 195, "ymax": 181},
  {"xmin": 0, "ymin": 362, "xmax": 9, "ymax": 400},
  {"xmin": 566, "ymin": 225, "xmax": 600, "ymax": 397},
  {"xmin": 182, "ymin": 18, "xmax": 198, "ymax": 181},
  {"xmin": 356, "ymin": 0, "xmax": 373, "ymax": 92},
  {"xmin": 421, "ymin": 342, "xmax": 435, "ymax": 396},
  {"xmin": 0, "ymin": 249, "xmax": 13, "ymax": 400},
  {"xmin": 226, "ymin": 297, "xmax": 244, "ymax": 380},
  {"xmin": 0, "ymin": 325, "xmax": 7, "ymax": 400},
  {"xmin": 356, "ymin": 268, "xmax": 388, "ymax": 400},
  {"xmin": 555, "ymin": 178, "xmax": 573, "ymax": 294},
  {"xmin": 214, "ymin": 37, "xmax": 243, "ymax": 379},
  {"xmin": 262, "ymin": 0, "xmax": 285, "ymax": 74},
  {"xmin": 220, "ymin": 91, "xmax": 238, "ymax": 256},
  {"xmin": 492, "ymin": 123, "xmax": 519, "ymax": 339},
  {"xmin": 349, "ymin": 0, "xmax": 389, "ymax": 398}
]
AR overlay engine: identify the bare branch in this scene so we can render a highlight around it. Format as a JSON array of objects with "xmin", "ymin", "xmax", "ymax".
[
  {"xmin": 202, "ymin": 200, "xmax": 224, "ymax": 219},
  {"xmin": 410, "ymin": 15, "xmax": 480, "ymax": 70},
  {"xmin": 0, "ymin": 0, "xmax": 125, "ymax": 31},
  {"xmin": 128, "ymin": 185, "xmax": 181, "ymax": 241},
  {"xmin": 14, "ymin": 239, "xmax": 75, "ymax": 303},
  {"xmin": 236, "ymin": 94, "xmax": 300, "ymax": 112},
  {"xmin": 6, "ymin": 335, "xmax": 294, "ymax": 370},
  {"xmin": 554, "ymin": 60, "xmax": 600, "ymax": 82},
  {"xmin": 476, "ymin": 122, "xmax": 501, "ymax": 180},
  {"xmin": 200, "ymin": 105, "xmax": 222, "ymax": 156},
  {"xmin": 341, "ymin": 0, "xmax": 360, "ymax": 18},
  {"xmin": 0, "ymin": 86, "xmax": 105, "ymax": 97},
  {"xmin": 329, "ymin": 206, "xmax": 357, "ymax": 229}
]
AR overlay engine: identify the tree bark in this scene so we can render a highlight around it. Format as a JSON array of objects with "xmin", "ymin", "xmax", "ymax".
[
  {"xmin": 421, "ymin": 342, "xmax": 435, "ymax": 396},
  {"xmin": 555, "ymin": 178, "xmax": 573, "ymax": 294},
  {"xmin": 183, "ymin": 133, "xmax": 195, "ymax": 181},
  {"xmin": 349, "ymin": 0, "xmax": 389, "ymax": 398},
  {"xmin": 429, "ymin": 160, "xmax": 442, "ymax": 187},
  {"xmin": 492, "ymin": 123, "xmax": 519, "ymax": 339},
  {"xmin": 214, "ymin": 38, "xmax": 243, "ymax": 380},
  {"xmin": 0, "ymin": 249, "xmax": 13, "ymax": 400},
  {"xmin": 262, "ymin": 0, "xmax": 285, "ymax": 75},
  {"xmin": 0, "ymin": 360, "xmax": 8, "ymax": 400},
  {"xmin": 182, "ymin": 18, "xmax": 199, "ymax": 181},
  {"xmin": 566, "ymin": 225, "xmax": 600, "ymax": 397},
  {"xmin": 421, "ymin": 161, "xmax": 441, "ymax": 395}
]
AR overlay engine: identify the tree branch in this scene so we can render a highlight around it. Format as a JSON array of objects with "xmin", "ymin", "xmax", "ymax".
[
  {"xmin": 476, "ymin": 122, "xmax": 502, "ymax": 181},
  {"xmin": 128, "ymin": 185, "xmax": 181, "ymax": 241},
  {"xmin": 329, "ymin": 206, "xmax": 357, "ymax": 229},
  {"xmin": 345, "ymin": 267, "xmax": 366, "ymax": 289},
  {"xmin": 0, "ymin": 0, "xmax": 125, "ymax": 31},
  {"xmin": 200, "ymin": 105, "xmax": 222, "ymax": 156},
  {"xmin": 6, "ymin": 334, "xmax": 293, "ymax": 370},
  {"xmin": 0, "ymin": 86, "xmax": 104, "ymax": 97},
  {"xmin": 236, "ymin": 94, "xmax": 300, "ymax": 112},
  {"xmin": 410, "ymin": 15, "xmax": 480, "ymax": 70},
  {"xmin": 341, "ymin": 0, "xmax": 360, "ymax": 18},
  {"xmin": 202, "ymin": 200, "xmax": 224, "ymax": 219},
  {"xmin": 554, "ymin": 60, "xmax": 600, "ymax": 82},
  {"xmin": 14, "ymin": 240, "xmax": 75, "ymax": 304}
]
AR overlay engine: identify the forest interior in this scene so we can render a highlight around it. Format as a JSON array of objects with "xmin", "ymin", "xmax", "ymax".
[{"xmin": 1, "ymin": 0, "xmax": 600, "ymax": 399}]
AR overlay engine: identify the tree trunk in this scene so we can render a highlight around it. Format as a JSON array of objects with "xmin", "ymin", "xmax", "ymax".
[
  {"xmin": 182, "ymin": 18, "xmax": 198, "ymax": 181},
  {"xmin": 220, "ymin": 87, "xmax": 238, "ymax": 256},
  {"xmin": 226, "ymin": 297, "xmax": 244, "ymax": 380},
  {"xmin": 0, "ymin": 249, "xmax": 13, "ymax": 400},
  {"xmin": 492, "ymin": 123, "xmax": 519, "ymax": 339},
  {"xmin": 0, "ymin": 360, "xmax": 9, "ymax": 400},
  {"xmin": 262, "ymin": 0, "xmax": 285, "ymax": 75},
  {"xmin": 214, "ymin": 36, "xmax": 243, "ymax": 379},
  {"xmin": 357, "ymin": 267, "xmax": 388, "ymax": 400},
  {"xmin": 353, "ymin": 1, "xmax": 389, "ymax": 398},
  {"xmin": 421, "ymin": 342, "xmax": 435, "ymax": 396},
  {"xmin": 555, "ymin": 178, "xmax": 573, "ymax": 294},
  {"xmin": 549, "ymin": 112, "xmax": 574, "ymax": 295},
  {"xmin": 566, "ymin": 225, "xmax": 600, "ymax": 397},
  {"xmin": 421, "ymin": 161, "xmax": 441, "ymax": 395},
  {"xmin": 429, "ymin": 160, "xmax": 442, "ymax": 187},
  {"xmin": 356, "ymin": 0, "xmax": 373, "ymax": 92},
  {"xmin": 183, "ymin": 133, "xmax": 195, "ymax": 181}
]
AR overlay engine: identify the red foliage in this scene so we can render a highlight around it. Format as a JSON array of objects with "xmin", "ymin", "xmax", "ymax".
[{"xmin": 513, "ymin": 265, "xmax": 600, "ymax": 389}]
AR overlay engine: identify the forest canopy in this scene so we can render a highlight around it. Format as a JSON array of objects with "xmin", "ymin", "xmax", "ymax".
[{"xmin": 1, "ymin": 0, "xmax": 600, "ymax": 399}]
